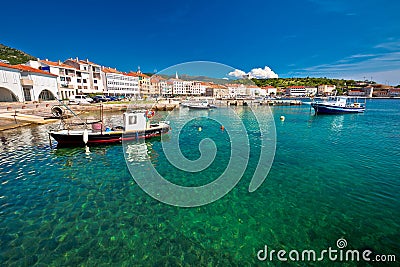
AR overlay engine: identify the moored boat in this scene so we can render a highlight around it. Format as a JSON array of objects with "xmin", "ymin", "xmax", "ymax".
[
  {"xmin": 311, "ymin": 96, "xmax": 366, "ymax": 114},
  {"xmin": 188, "ymin": 100, "xmax": 216, "ymax": 110},
  {"xmin": 50, "ymin": 110, "xmax": 170, "ymax": 147}
]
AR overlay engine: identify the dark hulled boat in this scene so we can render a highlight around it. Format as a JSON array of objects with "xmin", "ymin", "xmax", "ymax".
[{"xmin": 50, "ymin": 111, "xmax": 170, "ymax": 147}]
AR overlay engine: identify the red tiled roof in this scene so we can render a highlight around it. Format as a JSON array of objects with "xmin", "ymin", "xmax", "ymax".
[
  {"xmin": 102, "ymin": 67, "xmax": 122, "ymax": 74},
  {"xmin": 78, "ymin": 59, "xmax": 99, "ymax": 66},
  {"xmin": 127, "ymin": 72, "xmax": 149, "ymax": 78},
  {"xmin": 288, "ymin": 86, "xmax": 305, "ymax": 89},
  {"xmin": 0, "ymin": 62, "xmax": 21, "ymax": 71},
  {"xmin": 40, "ymin": 59, "xmax": 77, "ymax": 70},
  {"xmin": 15, "ymin": 65, "xmax": 58, "ymax": 77},
  {"xmin": 0, "ymin": 62, "xmax": 57, "ymax": 77}
]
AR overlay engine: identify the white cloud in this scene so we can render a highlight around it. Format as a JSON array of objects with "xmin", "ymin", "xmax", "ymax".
[
  {"xmin": 228, "ymin": 66, "xmax": 279, "ymax": 79},
  {"xmin": 228, "ymin": 69, "xmax": 247, "ymax": 78},
  {"xmin": 248, "ymin": 66, "xmax": 279, "ymax": 79}
]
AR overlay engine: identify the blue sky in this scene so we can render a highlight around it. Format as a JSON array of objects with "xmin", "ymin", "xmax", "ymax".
[{"xmin": 1, "ymin": 0, "xmax": 399, "ymax": 84}]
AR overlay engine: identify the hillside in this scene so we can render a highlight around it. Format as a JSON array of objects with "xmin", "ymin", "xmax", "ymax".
[
  {"xmin": 0, "ymin": 44, "xmax": 36, "ymax": 65},
  {"xmin": 251, "ymin": 77, "xmax": 361, "ymax": 88}
]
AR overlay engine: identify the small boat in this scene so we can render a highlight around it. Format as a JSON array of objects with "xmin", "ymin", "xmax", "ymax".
[
  {"xmin": 188, "ymin": 100, "xmax": 216, "ymax": 110},
  {"xmin": 311, "ymin": 96, "xmax": 366, "ymax": 114},
  {"xmin": 50, "ymin": 110, "xmax": 170, "ymax": 147}
]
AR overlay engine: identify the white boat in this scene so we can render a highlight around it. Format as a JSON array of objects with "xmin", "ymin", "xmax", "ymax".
[
  {"xmin": 188, "ymin": 100, "xmax": 212, "ymax": 110},
  {"xmin": 311, "ymin": 96, "xmax": 366, "ymax": 114}
]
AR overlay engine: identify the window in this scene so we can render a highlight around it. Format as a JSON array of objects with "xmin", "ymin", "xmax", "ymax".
[
  {"xmin": 128, "ymin": 115, "xmax": 137, "ymax": 125},
  {"xmin": 94, "ymin": 79, "xmax": 97, "ymax": 84},
  {"xmin": 83, "ymin": 79, "xmax": 87, "ymax": 83},
  {"xmin": 77, "ymin": 79, "xmax": 81, "ymax": 83}
]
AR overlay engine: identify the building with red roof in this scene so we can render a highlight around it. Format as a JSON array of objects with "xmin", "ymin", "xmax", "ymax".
[
  {"xmin": 102, "ymin": 67, "xmax": 139, "ymax": 97},
  {"xmin": 0, "ymin": 62, "xmax": 58, "ymax": 102},
  {"xmin": 64, "ymin": 57, "xmax": 105, "ymax": 94}
]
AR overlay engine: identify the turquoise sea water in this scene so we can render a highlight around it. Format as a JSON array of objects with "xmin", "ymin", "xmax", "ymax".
[{"xmin": 0, "ymin": 99, "xmax": 399, "ymax": 266}]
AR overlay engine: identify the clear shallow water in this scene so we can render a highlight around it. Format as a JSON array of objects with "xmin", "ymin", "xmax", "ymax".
[{"xmin": 0, "ymin": 100, "xmax": 399, "ymax": 266}]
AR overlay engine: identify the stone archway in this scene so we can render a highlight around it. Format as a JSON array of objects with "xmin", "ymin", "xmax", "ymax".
[
  {"xmin": 38, "ymin": 89, "xmax": 56, "ymax": 101},
  {"xmin": 0, "ymin": 87, "xmax": 19, "ymax": 102}
]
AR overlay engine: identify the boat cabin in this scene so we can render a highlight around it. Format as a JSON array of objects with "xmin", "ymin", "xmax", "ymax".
[
  {"xmin": 317, "ymin": 96, "xmax": 365, "ymax": 108},
  {"xmin": 123, "ymin": 111, "xmax": 148, "ymax": 131}
]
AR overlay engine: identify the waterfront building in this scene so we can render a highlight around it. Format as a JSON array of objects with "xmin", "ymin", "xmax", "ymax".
[
  {"xmin": 102, "ymin": 67, "xmax": 139, "ymax": 97},
  {"xmin": 286, "ymin": 86, "xmax": 306, "ymax": 97},
  {"xmin": 389, "ymin": 88, "xmax": 400, "ymax": 97},
  {"xmin": 211, "ymin": 84, "xmax": 229, "ymax": 98},
  {"xmin": 150, "ymin": 75, "xmax": 170, "ymax": 97},
  {"xmin": 199, "ymin": 82, "xmax": 209, "ymax": 95},
  {"xmin": 347, "ymin": 90, "xmax": 365, "ymax": 96},
  {"xmin": 305, "ymin": 86, "xmax": 317, "ymax": 96},
  {"xmin": 0, "ymin": 63, "xmax": 23, "ymax": 102},
  {"xmin": 318, "ymin": 84, "xmax": 336, "ymax": 95},
  {"xmin": 204, "ymin": 83, "xmax": 228, "ymax": 98},
  {"xmin": 247, "ymin": 85, "xmax": 265, "ymax": 97},
  {"xmin": 26, "ymin": 59, "xmax": 79, "ymax": 100},
  {"xmin": 348, "ymin": 87, "xmax": 374, "ymax": 97},
  {"xmin": 372, "ymin": 89, "xmax": 390, "ymax": 97},
  {"xmin": 167, "ymin": 78, "xmax": 202, "ymax": 96},
  {"xmin": 261, "ymin": 86, "xmax": 277, "ymax": 96},
  {"xmin": 227, "ymin": 84, "xmax": 248, "ymax": 98},
  {"xmin": 165, "ymin": 80, "xmax": 174, "ymax": 97},
  {"xmin": 127, "ymin": 71, "xmax": 151, "ymax": 97},
  {"xmin": 64, "ymin": 58, "xmax": 105, "ymax": 94},
  {"xmin": 0, "ymin": 62, "xmax": 58, "ymax": 102}
]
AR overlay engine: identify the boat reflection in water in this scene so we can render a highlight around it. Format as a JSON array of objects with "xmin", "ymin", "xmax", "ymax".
[{"xmin": 125, "ymin": 142, "xmax": 152, "ymax": 163}]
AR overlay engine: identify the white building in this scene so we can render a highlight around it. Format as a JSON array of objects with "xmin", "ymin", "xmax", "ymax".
[
  {"xmin": 0, "ymin": 62, "xmax": 58, "ymax": 102},
  {"xmin": 305, "ymin": 87, "xmax": 318, "ymax": 96},
  {"xmin": 0, "ymin": 63, "xmax": 23, "ymax": 102},
  {"xmin": 18, "ymin": 65, "xmax": 58, "ymax": 101},
  {"xmin": 102, "ymin": 67, "xmax": 139, "ymax": 97},
  {"xmin": 262, "ymin": 86, "xmax": 277, "ymax": 96},
  {"xmin": 167, "ymin": 78, "xmax": 202, "ymax": 96},
  {"xmin": 318, "ymin": 84, "xmax": 336, "ymax": 95},
  {"xmin": 247, "ymin": 85, "xmax": 265, "ymax": 97},
  {"xmin": 227, "ymin": 84, "xmax": 248, "ymax": 98},
  {"xmin": 64, "ymin": 58, "xmax": 105, "ymax": 94},
  {"xmin": 286, "ymin": 86, "xmax": 307, "ymax": 96},
  {"xmin": 164, "ymin": 81, "xmax": 174, "ymax": 96},
  {"xmin": 26, "ymin": 59, "xmax": 80, "ymax": 99}
]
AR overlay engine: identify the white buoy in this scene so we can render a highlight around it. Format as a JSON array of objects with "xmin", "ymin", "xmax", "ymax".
[
  {"xmin": 280, "ymin": 116, "xmax": 285, "ymax": 121},
  {"xmin": 198, "ymin": 127, "xmax": 202, "ymax": 132},
  {"xmin": 83, "ymin": 129, "xmax": 89, "ymax": 144},
  {"xmin": 83, "ymin": 129, "xmax": 90, "ymax": 154}
]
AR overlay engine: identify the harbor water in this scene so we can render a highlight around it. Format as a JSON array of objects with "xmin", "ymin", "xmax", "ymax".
[{"xmin": 0, "ymin": 99, "xmax": 399, "ymax": 266}]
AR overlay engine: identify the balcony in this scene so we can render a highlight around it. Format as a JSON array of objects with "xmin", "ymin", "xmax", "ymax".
[{"xmin": 20, "ymin": 78, "xmax": 33, "ymax": 86}]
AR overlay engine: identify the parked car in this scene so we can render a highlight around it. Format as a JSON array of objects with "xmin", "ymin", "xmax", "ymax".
[
  {"xmin": 105, "ymin": 95, "xmax": 118, "ymax": 101},
  {"xmin": 69, "ymin": 95, "xmax": 93, "ymax": 105},
  {"xmin": 92, "ymin": 95, "xmax": 109, "ymax": 103}
]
